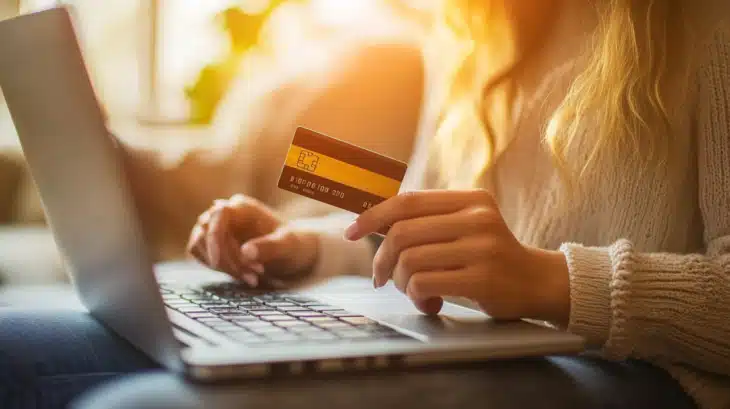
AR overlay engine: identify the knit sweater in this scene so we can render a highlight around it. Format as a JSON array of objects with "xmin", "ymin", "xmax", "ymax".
[{"xmin": 292, "ymin": 3, "xmax": 730, "ymax": 408}]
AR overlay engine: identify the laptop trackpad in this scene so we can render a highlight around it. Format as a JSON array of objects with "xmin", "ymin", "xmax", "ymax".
[{"xmin": 304, "ymin": 277, "xmax": 528, "ymax": 340}]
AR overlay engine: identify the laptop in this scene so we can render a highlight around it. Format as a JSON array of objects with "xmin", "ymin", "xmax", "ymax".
[{"xmin": 0, "ymin": 7, "xmax": 583, "ymax": 380}]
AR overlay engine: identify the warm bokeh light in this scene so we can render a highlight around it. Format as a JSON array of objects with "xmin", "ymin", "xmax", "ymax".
[{"xmin": 1, "ymin": 0, "xmax": 431, "ymax": 132}]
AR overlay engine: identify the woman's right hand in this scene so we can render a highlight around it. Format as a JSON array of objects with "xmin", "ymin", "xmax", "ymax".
[{"xmin": 187, "ymin": 194, "xmax": 320, "ymax": 288}]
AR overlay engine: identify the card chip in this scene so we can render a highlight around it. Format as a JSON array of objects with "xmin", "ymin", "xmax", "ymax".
[{"xmin": 297, "ymin": 151, "xmax": 320, "ymax": 172}]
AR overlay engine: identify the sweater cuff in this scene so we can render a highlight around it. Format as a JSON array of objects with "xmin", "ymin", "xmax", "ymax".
[
  {"xmin": 287, "ymin": 214, "xmax": 374, "ymax": 280},
  {"xmin": 560, "ymin": 243, "xmax": 613, "ymax": 348}
]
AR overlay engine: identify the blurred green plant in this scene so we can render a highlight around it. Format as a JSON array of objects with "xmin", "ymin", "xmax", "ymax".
[{"xmin": 185, "ymin": 0, "xmax": 289, "ymax": 124}]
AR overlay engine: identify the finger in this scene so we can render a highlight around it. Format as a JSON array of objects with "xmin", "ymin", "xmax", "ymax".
[
  {"xmin": 345, "ymin": 189, "xmax": 494, "ymax": 240},
  {"xmin": 190, "ymin": 242, "xmax": 208, "ymax": 266},
  {"xmin": 406, "ymin": 269, "xmax": 483, "ymax": 301},
  {"xmin": 411, "ymin": 296, "xmax": 444, "ymax": 316},
  {"xmin": 372, "ymin": 210, "xmax": 496, "ymax": 287},
  {"xmin": 221, "ymin": 231, "xmax": 252, "ymax": 279},
  {"xmin": 187, "ymin": 224, "xmax": 208, "ymax": 264},
  {"xmin": 240, "ymin": 229, "xmax": 298, "ymax": 270},
  {"xmin": 206, "ymin": 209, "xmax": 235, "ymax": 271},
  {"xmin": 197, "ymin": 209, "xmax": 213, "ymax": 226},
  {"xmin": 226, "ymin": 194, "xmax": 279, "ymax": 235},
  {"xmin": 390, "ymin": 238, "xmax": 488, "ymax": 293},
  {"xmin": 240, "ymin": 273, "xmax": 259, "ymax": 287}
]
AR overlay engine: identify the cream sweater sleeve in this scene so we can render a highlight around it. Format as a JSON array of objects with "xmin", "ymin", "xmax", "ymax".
[{"xmin": 560, "ymin": 25, "xmax": 730, "ymax": 377}]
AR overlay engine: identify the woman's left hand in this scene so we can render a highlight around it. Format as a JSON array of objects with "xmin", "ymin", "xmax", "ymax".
[{"xmin": 344, "ymin": 190, "xmax": 571, "ymax": 324}]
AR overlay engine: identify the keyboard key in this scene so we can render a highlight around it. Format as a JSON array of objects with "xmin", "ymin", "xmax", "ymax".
[
  {"xmin": 265, "ymin": 302, "xmax": 296, "ymax": 307},
  {"xmin": 244, "ymin": 306, "xmax": 277, "ymax": 311},
  {"xmin": 217, "ymin": 313, "xmax": 251, "ymax": 319},
  {"xmin": 198, "ymin": 317, "xmax": 228, "ymax": 323},
  {"xmin": 199, "ymin": 303, "xmax": 231, "ymax": 308},
  {"xmin": 274, "ymin": 321, "xmax": 310, "ymax": 328},
  {"xmin": 276, "ymin": 306, "xmax": 310, "ymax": 312},
  {"xmin": 288, "ymin": 312, "xmax": 326, "ymax": 318},
  {"xmin": 238, "ymin": 321, "xmax": 276, "ymax": 329},
  {"xmin": 261, "ymin": 315, "xmax": 297, "ymax": 322},
  {"xmin": 340, "ymin": 317, "xmax": 375, "ymax": 326},
  {"xmin": 302, "ymin": 317, "xmax": 337, "ymax": 323},
  {"xmin": 316, "ymin": 322, "xmax": 352, "ymax": 329},
  {"xmin": 207, "ymin": 308, "xmax": 241, "ymax": 314},
  {"xmin": 176, "ymin": 307, "xmax": 206, "ymax": 313},
  {"xmin": 327, "ymin": 312, "xmax": 362, "ymax": 317},
  {"xmin": 249, "ymin": 310, "xmax": 281, "ymax": 316},
  {"xmin": 208, "ymin": 320, "xmax": 239, "ymax": 327},
  {"xmin": 232, "ymin": 301, "xmax": 259, "ymax": 307},
  {"xmin": 284, "ymin": 296, "xmax": 318, "ymax": 303},
  {"xmin": 231, "ymin": 317, "xmax": 261, "ymax": 323},
  {"xmin": 186, "ymin": 313, "xmax": 218, "ymax": 319}
]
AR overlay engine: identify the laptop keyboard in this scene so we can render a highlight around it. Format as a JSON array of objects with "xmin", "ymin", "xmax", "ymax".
[{"xmin": 160, "ymin": 282, "xmax": 410, "ymax": 346}]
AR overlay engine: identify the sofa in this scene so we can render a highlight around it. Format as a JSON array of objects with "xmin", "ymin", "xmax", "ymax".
[{"xmin": 0, "ymin": 149, "xmax": 66, "ymax": 286}]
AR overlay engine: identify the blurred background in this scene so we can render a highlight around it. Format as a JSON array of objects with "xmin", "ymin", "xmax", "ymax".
[{"xmin": 0, "ymin": 0, "xmax": 435, "ymax": 290}]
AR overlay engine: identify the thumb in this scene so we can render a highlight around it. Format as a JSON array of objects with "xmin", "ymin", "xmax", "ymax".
[
  {"xmin": 240, "ymin": 229, "xmax": 314, "ymax": 273},
  {"xmin": 411, "ymin": 296, "xmax": 444, "ymax": 316}
]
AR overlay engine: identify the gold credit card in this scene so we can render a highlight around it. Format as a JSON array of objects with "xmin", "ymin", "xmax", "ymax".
[{"xmin": 278, "ymin": 127, "xmax": 407, "ymax": 216}]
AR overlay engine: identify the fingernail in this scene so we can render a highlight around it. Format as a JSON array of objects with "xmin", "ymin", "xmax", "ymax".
[
  {"xmin": 240, "ymin": 243, "xmax": 258, "ymax": 260},
  {"xmin": 372, "ymin": 274, "xmax": 384, "ymax": 289},
  {"xmin": 250, "ymin": 263, "xmax": 265, "ymax": 274},
  {"xmin": 343, "ymin": 221, "xmax": 360, "ymax": 241}
]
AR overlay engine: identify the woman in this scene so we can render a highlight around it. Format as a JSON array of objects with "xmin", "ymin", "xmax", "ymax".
[{"xmin": 187, "ymin": 0, "xmax": 730, "ymax": 408}]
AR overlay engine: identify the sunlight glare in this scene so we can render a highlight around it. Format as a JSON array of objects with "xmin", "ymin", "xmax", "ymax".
[{"xmin": 310, "ymin": 0, "xmax": 380, "ymax": 27}]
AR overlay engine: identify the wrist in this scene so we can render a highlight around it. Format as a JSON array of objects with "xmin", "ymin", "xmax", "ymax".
[{"xmin": 525, "ymin": 247, "xmax": 571, "ymax": 326}]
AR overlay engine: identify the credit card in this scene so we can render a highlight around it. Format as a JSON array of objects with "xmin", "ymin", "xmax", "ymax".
[{"xmin": 278, "ymin": 127, "xmax": 407, "ymax": 217}]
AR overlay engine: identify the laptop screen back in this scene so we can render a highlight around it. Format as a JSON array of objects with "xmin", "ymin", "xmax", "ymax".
[{"xmin": 0, "ymin": 7, "xmax": 181, "ymax": 370}]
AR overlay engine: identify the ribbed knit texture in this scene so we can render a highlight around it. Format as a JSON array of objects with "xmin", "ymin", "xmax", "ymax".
[{"xmin": 301, "ymin": 5, "xmax": 730, "ymax": 409}]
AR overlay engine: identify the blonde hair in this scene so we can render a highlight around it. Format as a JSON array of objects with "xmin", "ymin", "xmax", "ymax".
[{"xmin": 432, "ymin": 0, "xmax": 690, "ymax": 191}]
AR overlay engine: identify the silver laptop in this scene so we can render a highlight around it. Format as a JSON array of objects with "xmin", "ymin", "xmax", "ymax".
[{"xmin": 0, "ymin": 7, "xmax": 583, "ymax": 380}]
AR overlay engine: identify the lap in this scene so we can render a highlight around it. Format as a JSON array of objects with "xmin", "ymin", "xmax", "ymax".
[
  {"xmin": 73, "ymin": 354, "xmax": 697, "ymax": 409},
  {"xmin": 0, "ymin": 309, "xmax": 158, "ymax": 409}
]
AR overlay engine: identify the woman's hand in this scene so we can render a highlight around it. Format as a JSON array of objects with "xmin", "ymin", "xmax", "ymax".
[
  {"xmin": 344, "ymin": 190, "xmax": 571, "ymax": 324},
  {"xmin": 187, "ymin": 194, "xmax": 320, "ymax": 288}
]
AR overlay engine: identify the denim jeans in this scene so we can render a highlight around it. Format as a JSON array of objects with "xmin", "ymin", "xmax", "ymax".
[
  {"xmin": 0, "ymin": 309, "xmax": 158, "ymax": 409},
  {"xmin": 0, "ymin": 309, "xmax": 697, "ymax": 409}
]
